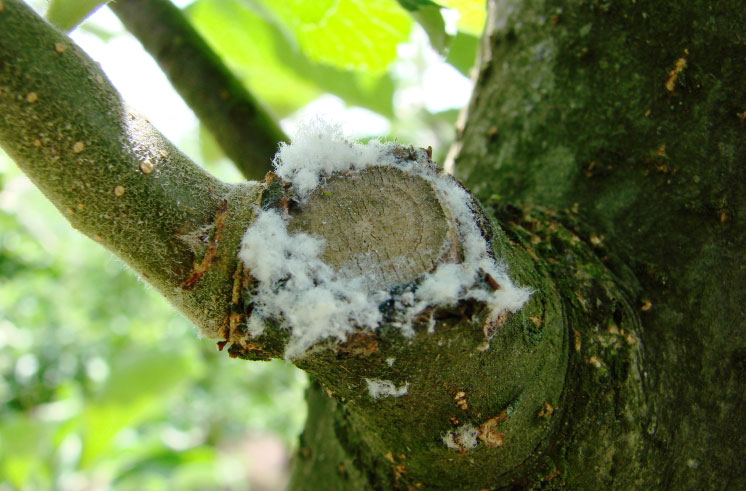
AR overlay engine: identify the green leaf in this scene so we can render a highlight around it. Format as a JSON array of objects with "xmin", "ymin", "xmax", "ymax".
[
  {"xmin": 445, "ymin": 31, "xmax": 479, "ymax": 75},
  {"xmin": 79, "ymin": 350, "xmax": 198, "ymax": 466},
  {"xmin": 46, "ymin": 0, "xmax": 108, "ymax": 31},
  {"xmin": 2, "ymin": 456, "xmax": 38, "ymax": 488},
  {"xmin": 0, "ymin": 415, "xmax": 53, "ymax": 487},
  {"xmin": 113, "ymin": 447, "xmax": 216, "ymax": 486},
  {"xmin": 407, "ymin": 4, "xmax": 451, "ymax": 54},
  {"xmin": 254, "ymin": 0, "xmax": 412, "ymax": 74},
  {"xmin": 77, "ymin": 19, "xmax": 118, "ymax": 42},
  {"xmin": 187, "ymin": 0, "xmax": 319, "ymax": 116},
  {"xmin": 397, "ymin": 0, "xmax": 442, "ymax": 10},
  {"xmin": 96, "ymin": 350, "xmax": 198, "ymax": 406},
  {"xmin": 187, "ymin": 0, "xmax": 395, "ymax": 117},
  {"xmin": 439, "ymin": 0, "xmax": 486, "ymax": 35},
  {"xmin": 298, "ymin": 62, "xmax": 396, "ymax": 117}
]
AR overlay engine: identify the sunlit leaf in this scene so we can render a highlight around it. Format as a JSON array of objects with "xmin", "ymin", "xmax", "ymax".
[
  {"xmin": 440, "ymin": 0, "xmax": 486, "ymax": 35},
  {"xmin": 2, "ymin": 456, "xmax": 35, "ymax": 488},
  {"xmin": 187, "ymin": 0, "xmax": 395, "ymax": 117},
  {"xmin": 396, "ymin": 0, "xmax": 441, "ymax": 10},
  {"xmin": 300, "ymin": 64, "xmax": 395, "ymax": 117},
  {"xmin": 46, "ymin": 0, "xmax": 108, "ymax": 31},
  {"xmin": 187, "ymin": 0, "xmax": 319, "ymax": 116},
  {"xmin": 255, "ymin": 0, "xmax": 412, "ymax": 74}
]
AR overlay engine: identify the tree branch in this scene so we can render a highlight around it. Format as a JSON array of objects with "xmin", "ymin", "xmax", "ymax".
[
  {"xmin": 109, "ymin": 0, "xmax": 286, "ymax": 180},
  {"xmin": 0, "ymin": 0, "xmax": 260, "ymax": 336}
]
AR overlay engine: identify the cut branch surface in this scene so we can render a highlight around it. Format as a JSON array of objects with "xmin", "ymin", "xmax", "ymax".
[{"xmin": 288, "ymin": 166, "xmax": 452, "ymax": 290}]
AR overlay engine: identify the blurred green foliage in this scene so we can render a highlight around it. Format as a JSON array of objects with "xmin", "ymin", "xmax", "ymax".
[
  {"xmin": 0, "ymin": 158, "xmax": 307, "ymax": 489},
  {"xmin": 3, "ymin": 0, "xmax": 485, "ymax": 489}
]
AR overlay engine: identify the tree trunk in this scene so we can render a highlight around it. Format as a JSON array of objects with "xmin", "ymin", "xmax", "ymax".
[
  {"xmin": 1, "ymin": 0, "xmax": 744, "ymax": 488},
  {"xmin": 450, "ymin": 0, "xmax": 744, "ymax": 488}
]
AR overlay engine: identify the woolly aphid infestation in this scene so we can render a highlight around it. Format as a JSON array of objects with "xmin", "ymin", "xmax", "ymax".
[
  {"xmin": 364, "ymin": 378, "xmax": 410, "ymax": 399},
  {"xmin": 238, "ymin": 121, "xmax": 531, "ymax": 359}
]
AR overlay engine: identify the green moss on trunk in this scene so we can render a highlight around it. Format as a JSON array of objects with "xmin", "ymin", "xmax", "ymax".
[{"xmin": 456, "ymin": 0, "xmax": 746, "ymax": 487}]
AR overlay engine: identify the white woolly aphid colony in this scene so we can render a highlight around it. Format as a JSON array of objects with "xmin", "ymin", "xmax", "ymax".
[
  {"xmin": 238, "ymin": 121, "xmax": 531, "ymax": 359},
  {"xmin": 364, "ymin": 378, "xmax": 410, "ymax": 399},
  {"xmin": 443, "ymin": 424, "xmax": 479, "ymax": 452}
]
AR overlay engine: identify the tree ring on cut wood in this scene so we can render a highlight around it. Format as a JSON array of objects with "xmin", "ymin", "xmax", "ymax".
[{"xmin": 288, "ymin": 166, "xmax": 456, "ymax": 292}]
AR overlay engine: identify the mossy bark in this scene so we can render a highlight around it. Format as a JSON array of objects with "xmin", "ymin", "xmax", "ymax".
[
  {"xmin": 452, "ymin": 0, "xmax": 746, "ymax": 487},
  {"xmin": 288, "ymin": 201, "xmax": 648, "ymax": 489}
]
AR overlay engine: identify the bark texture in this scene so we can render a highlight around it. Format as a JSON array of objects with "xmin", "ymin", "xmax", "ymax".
[{"xmin": 454, "ymin": 0, "xmax": 746, "ymax": 487}]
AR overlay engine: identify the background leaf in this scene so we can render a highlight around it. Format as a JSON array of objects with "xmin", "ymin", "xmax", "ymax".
[
  {"xmin": 187, "ymin": 0, "xmax": 396, "ymax": 117},
  {"xmin": 254, "ymin": 0, "xmax": 412, "ymax": 74},
  {"xmin": 445, "ymin": 31, "xmax": 479, "ymax": 75},
  {"xmin": 46, "ymin": 0, "xmax": 109, "ymax": 31},
  {"xmin": 396, "ymin": 0, "xmax": 441, "ymax": 10},
  {"xmin": 404, "ymin": 3, "xmax": 451, "ymax": 54},
  {"xmin": 439, "ymin": 0, "xmax": 486, "ymax": 35},
  {"xmin": 0, "ymin": 157, "xmax": 307, "ymax": 489}
]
